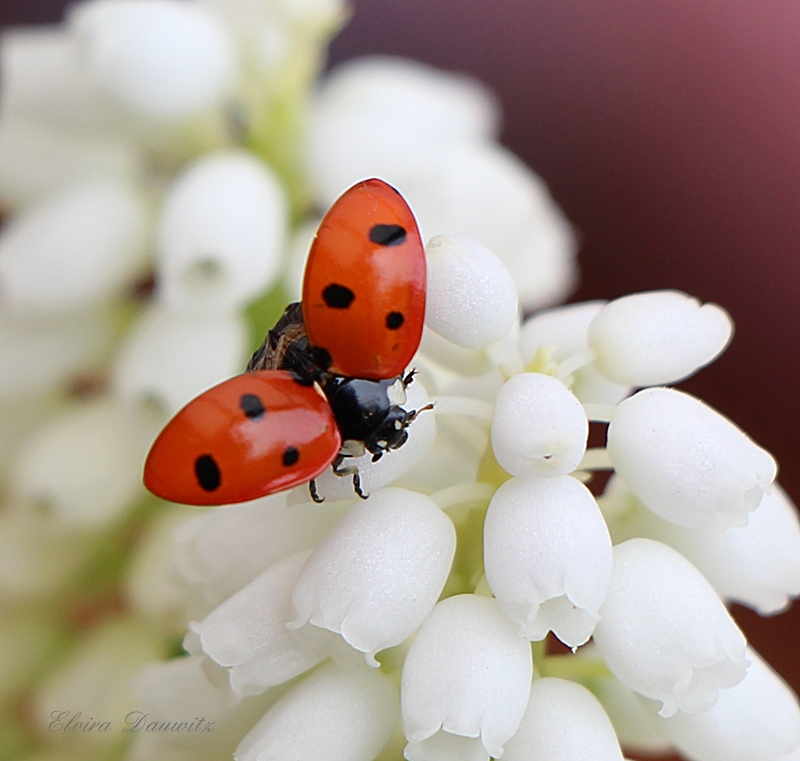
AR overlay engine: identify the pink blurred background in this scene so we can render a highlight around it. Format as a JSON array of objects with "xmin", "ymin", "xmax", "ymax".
[{"xmin": 2, "ymin": 1, "xmax": 799, "ymax": 754}]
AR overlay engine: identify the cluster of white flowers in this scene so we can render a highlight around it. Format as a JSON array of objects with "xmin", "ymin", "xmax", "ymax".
[{"xmin": 2, "ymin": 5, "xmax": 799, "ymax": 761}]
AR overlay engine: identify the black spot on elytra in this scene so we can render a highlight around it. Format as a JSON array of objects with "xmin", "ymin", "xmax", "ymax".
[
  {"xmin": 195, "ymin": 454, "xmax": 221, "ymax": 491},
  {"xmin": 323, "ymin": 283, "xmax": 355, "ymax": 309},
  {"xmin": 369, "ymin": 224, "xmax": 406, "ymax": 246},
  {"xmin": 240, "ymin": 393, "xmax": 265, "ymax": 419},
  {"xmin": 311, "ymin": 346, "xmax": 332, "ymax": 370},
  {"xmin": 283, "ymin": 446, "xmax": 299, "ymax": 467},
  {"xmin": 386, "ymin": 311, "xmax": 404, "ymax": 330}
]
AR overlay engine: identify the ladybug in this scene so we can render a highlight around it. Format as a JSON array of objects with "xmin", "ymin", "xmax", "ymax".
[{"xmin": 143, "ymin": 179, "xmax": 429, "ymax": 506}]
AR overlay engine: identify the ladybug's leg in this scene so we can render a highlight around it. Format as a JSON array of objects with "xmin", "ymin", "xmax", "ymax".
[
  {"xmin": 352, "ymin": 472, "xmax": 369, "ymax": 500},
  {"xmin": 309, "ymin": 479, "xmax": 324, "ymax": 504}
]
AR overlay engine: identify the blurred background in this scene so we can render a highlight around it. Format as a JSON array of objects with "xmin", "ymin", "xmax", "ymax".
[{"xmin": 2, "ymin": 0, "xmax": 799, "ymax": 743}]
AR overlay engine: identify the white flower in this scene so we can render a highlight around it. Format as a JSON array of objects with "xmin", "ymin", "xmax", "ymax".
[
  {"xmin": 401, "ymin": 594, "xmax": 533, "ymax": 761},
  {"xmin": 592, "ymin": 538, "xmax": 748, "ymax": 717},
  {"xmin": 0, "ymin": 177, "xmax": 149, "ymax": 315},
  {"xmin": 235, "ymin": 662, "xmax": 399, "ymax": 761},
  {"xmin": 491, "ymin": 372, "xmax": 588, "ymax": 478},
  {"xmin": 654, "ymin": 647, "xmax": 800, "ymax": 761},
  {"xmin": 502, "ymin": 677, "xmax": 624, "ymax": 761},
  {"xmin": 157, "ymin": 149, "xmax": 288, "ymax": 314},
  {"xmin": 288, "ymin": 488, "xmax": 456, "ymax": 666},
  {"xmin": 484, "ymin": 474, "xmax": 612, "ymax": 647},
  {"xmin": 601, "ymin": 476, "xmax": 800, "ymax": 615},
  {"xmin": 587, "ymin": 290, "xmax": 733, "ymax": 387},
  {"xmin": 69, "ymin": 0, "xmax": 237, "ymax": 121},
  {"xmin": 607, "ymin": 386, "xmax": 777, "ymax": 528},
  {"xmin": 424, "ymin": 234, "xmax": 518, "ymax": 350}
]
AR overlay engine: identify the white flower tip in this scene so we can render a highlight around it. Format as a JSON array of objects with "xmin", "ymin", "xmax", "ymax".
[
  {"xmin": 588, "ymin": 290, "xmax": 734, "ymax": 386},
  {"xmin": 425, "ymin": 234, "xmax": 518, "ymax": 350},
  {"xmin": 69, "ymin": 0, "xmax": 237, "ymax": 121},
  {"xmin": 157, "ymin": 149, "xmax": 287, "ymax": 313},
  {"xmin": 491, "ymin": 373, "xmax": 588, "ymax": 478}
]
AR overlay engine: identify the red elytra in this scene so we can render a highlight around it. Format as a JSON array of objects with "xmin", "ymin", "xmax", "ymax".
[
  {"xmin": 302, "ymin": 178, "xmax": 426, "ymax": 380},
  {"xmin": 143, "ymin": 178, "xmax": 427, "ymax": 506},
  {"xmin": 143, "ymin": 371, "xmax": 341, "ymax": 506}
]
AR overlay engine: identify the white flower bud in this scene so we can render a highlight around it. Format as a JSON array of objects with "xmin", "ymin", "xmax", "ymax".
[
  {"xmin": 484, "ymin": 475, "xmax": 612, "ymax": 647},
  {"xmin": 655, "ymin": 648, "xmax": 800, "ymax": 761},
  {"xmin": 587, "ymin": 291, "xmax": 733, "ymax": 386},
  {"xmin": 518, "ymin": 301, "xmax": 630, "ymax": 405},
  {"xmin": 425, "ymin": 234, "xmax": 518, "ymax": 350},
  {"xmin": 129, "ymin": 655, "xmax": 281, "ymax": 761},
  {"xmin": 607, "ymin": 387, "xmax": 777, "ymax": 528},
  {"xmin": 0, "ymin": 117, "xmax": 143, "ymax": 209},
  {"xmin": 69, "ymin": 0, "xmax": 236, "ymax": 120},
  {"xmin": 408, "ymin": 143, "xmax": 577, "ymax": 311},
  {"xmin": 0, "ymin": 178, "xmax": 149, "ymax": 315},
  {"xmin": 292, "ymin": 378, "xmax": 436, "ymax": 503},
  {"xmin": 33, "ymin": 617, "xmax": 167, "ymax": 746},
  {"xmin": 173, "ymin": 492, "xmax": 347, "ymax": 607},
  {"xmin": 306, "ymin": 57, "xmax": 499, "ymax": 207},
  {"xmin": 157, "ymin": 149, "xmax": 287, "ymax": 313},
  {"xmin": 187, "ymin": 550, "xmax": 328, "ymax": 697},
  {"xmin": 401, "ymin": 594, "xmax": 533, "ymax": 761},
  {"xmin": 111, "ymin": 303, "xmax": 248, "ymax": 415},
  {"xmin": 11, "ymin": 397, "xmax": 158, "ymax": 530},
  {"xmin": 593, "ymin": 538, "xmax": 748, "ymax": 718},
  {"xmin": 502, "ymin": 677, "xmax": 624, "ymax": 761},
  {"xmin": 491, "ymin": 373, "xmax": 588, "ymax": 478},
  {"xmin": 0, "ymin": 309, "xmax": 115, "ymax": 396},
  {"xmin": 611, "ymin": 481, "xmax": 800, "ymax": 616},
  {"xmin": 235, "ymin": 662, "xmax": 399, "ymax": 761},
  {"xmin": 288, "ymin": 488, "xmax": 456, "ymax": 665}
]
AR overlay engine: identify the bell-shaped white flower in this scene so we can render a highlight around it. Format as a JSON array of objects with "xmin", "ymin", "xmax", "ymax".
[
  {"xmin": 518, "ymin": 301, "xmax": 630, "ymax": 405},
  {"xmin": 291, "ymin": 378, "xmax": 436, "ymax": 503},
  {"xmin": 491, "ymin": 372, "xmax": 588, "ymax": 478},
  {"xmin": 592, "ymin": 538, "xmax": 748, "ymax": 718},
  {"xmin": 587, "ymin": 290, "xmax": 733, "ymax": 387},
  {"xmin": 608, "ymin": 387, "xmax": 777, "ymax": 528},
  {"xmin": 655, "ymin": 648, "xmax": 800, "ymax": 761},
  {"xmin": 69, "ymin": 0, "xmax": 236, "ymax": 121},
  {"xmin": 129, "ymin": 655, "xmax": 281, "ymax": 761},
  {"xmin": 157, "ymin": 149, "xmax": 287, "ymax": 313},
  {"xmin": 11, "ymin": 397, "xmax": 159, "ymax": 530},
  {"xmin": 235, "ymin": 661, "xmax": 399, "ymax": 761},
  {"xmin": 502, "ymin": 677, "xmax": 624, "ymax": 761},
  {"xmin": 0, "ymin": 117, "xmax": 143, "ymax": 209},
  {"xmin": 187, "ymin": 550, "xmax": 328, "ymax": 697},
  {"xmin": 173, "ymin": 492, "xmax": 347, "ymax": 607},
  {"xmin": 401, "ymin": 594, "xmax": 533, "ymax": 761},
  {"xmin": 306, "ymin": 56, "xmax": 499, "ymax": 205},
  {"xmin": 0, "ymin": 177, "xmax": 149, "ymax": 315},
  {"xmin": 33, "ymin": 617, "xmax": 167, "ymax": 747},
  {"xmin": 424, "ymin": 234, "xmax": 518, "ymax": 350},
  {"xmin": 408, "ymin": 142, "xmax": 577, "ymax": 311},
  {"xmin": 288, "ymin": 488, "xmax": 456, "ymax": 665},
  {"xmin": 484, "ymin": 474, "xmax": 612, "ymax": 647},
  {"xmin": 604, "ymin": 477, "xmax": 800, "ymax": 615},
  {"xmin": 0, "ymin": 308, "xmax": 116, "ymax": 396},
  {"xmin": 111, "ymin": 302, "xmax": 248, "ymax": 415}
]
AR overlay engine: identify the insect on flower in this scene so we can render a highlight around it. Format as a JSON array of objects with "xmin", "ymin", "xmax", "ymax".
[{"xmin": 143, "ymin": 178, "xmax": 432, "ymax": 505}]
